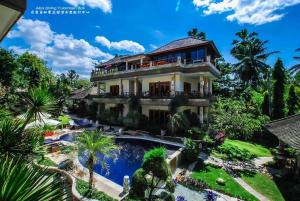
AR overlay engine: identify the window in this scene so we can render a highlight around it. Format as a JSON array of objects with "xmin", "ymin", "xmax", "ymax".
[
  {"xmin": 149, "ymin": 82, "xmax": 171, "ymax": 97},
  {"xmin": 184, "ymin": 82, "xmax": 191, "ymax": 93},
  {"xmin": 110, "ymin": 85, "xmax": 119, "ymax": 96}
]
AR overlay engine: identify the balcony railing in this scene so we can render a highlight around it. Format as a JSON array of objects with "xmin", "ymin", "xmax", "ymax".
[
  {"xmin": 91, "ymin": 56, "xmax": 215, "ymax": 78},
  {"xmin": 93, "ymin": 91, "xmax": 212, "ymax": 99}
]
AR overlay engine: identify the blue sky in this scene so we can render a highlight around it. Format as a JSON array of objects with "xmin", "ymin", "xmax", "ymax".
[{"xmin": 1, "ymin": 0, "xmax": 300, "ymax": 77}]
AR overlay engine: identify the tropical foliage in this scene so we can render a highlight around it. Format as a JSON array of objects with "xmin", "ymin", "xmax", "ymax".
[
  {"xmin": 0, "ymin": 156, "xmax": 69, "ymax": 201},
  {"xmin": 231, "ymin": 29, "xmax": 278, "ymax": 87},
  {"xmin": 187, "ymin": 28, "xmax": 206, "ymax": 40},
  {"xmin": 77, "ymin": 131, "xmax": 118, "ymax": 194},
  {"xmin": 210, "ymin": 98, "xmax": 269, "ymax": 140},
  {"xmin": 131, "ymin": 148, "xmax": 175, "ymax": 201}
]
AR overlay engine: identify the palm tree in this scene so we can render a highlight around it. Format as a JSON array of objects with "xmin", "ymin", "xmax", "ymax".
[
  {"xmin": 231, "ymin": 29, "xmax": 279, "ymax": 87},
  {"xmin": 187, "ymin": 28, "xmax": 206, "ymax": 40},
  {"xmin": 289, "ymin": 48, "xmax": 300, "ymax": 75},
  {"xmin": 22, "ymin": 88, "xmax": 57, "ymax": 128},
  {"xmin": 77, "ymin": 131, "xmax": 118, "ymax": 194},
  {"xmin": 168, "ymin": 112, "xmax": 190, "ymax": 136},
  {"xmin": 0, "ymin": 156, "xmax": 69, "ymax": 201}
]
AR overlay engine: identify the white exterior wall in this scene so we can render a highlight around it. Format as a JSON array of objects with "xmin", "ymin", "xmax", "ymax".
[
  {"xmin": 105, "ymin": 103, "xmax": 116, "ymax": 110},
  {"xmin": 180, "ymin": 76, "xmax": 198, "ymax": 91},
  {"xmin": 122, "ymin": 80, "xmax": 130, "ymax": 94},
  {"xmin": 104, "ymin": 80, "xmax": 121, "ymax": 92}
]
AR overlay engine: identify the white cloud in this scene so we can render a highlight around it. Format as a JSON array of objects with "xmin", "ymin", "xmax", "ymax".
[
  {"xmin": 63, "ymin": 0, "xmax": 112, "ymax": 13},
  {"xmin": 8, "ymin": 18, "xmax": 113, "ymax": 77},
  {"xmin": 193, "ymin": 0, "xmax": 300, "ymax": 25},
  {"xmin": 149, "ymin": 44, "xmax": 158, "ymax": 50},
  {"xmin": 95, "ymin": 36, "xmax": 145, "ymax": 53}
]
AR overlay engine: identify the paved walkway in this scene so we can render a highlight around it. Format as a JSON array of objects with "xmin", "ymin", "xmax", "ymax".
[
  {"xmin": 253, "ymin": 157, "xmax": 273, "ymax": 167},
  {"xmin": 234, "ymin": 177, "xmax": 269, "ymax": 201}
]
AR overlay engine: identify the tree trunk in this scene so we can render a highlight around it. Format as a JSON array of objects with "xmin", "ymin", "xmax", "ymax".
[{"xmin": 88, "ymin": 157, "xmax": 94, "ymax": 194}]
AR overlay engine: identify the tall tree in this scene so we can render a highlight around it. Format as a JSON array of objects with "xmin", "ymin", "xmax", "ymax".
[
  {"xmin": 231, "ymin": 29, "xmax": 278, "ymax": 87},
  {"xmin": 22, "ymin": 88, "xmax": 57, "ymax": 128},
  {"xmin": 77, "ymin": 131, "xmax": 118, "ymax": 194},
  {"xmin": 0, "ymin": 48, "xmax": 18, "ymax": 87},
  {"xmin": 287, "ymin": 85, "xmax": 299, "ymax": 115},
  {"xmin": 272, "ymin": 59, "xmax": 286, "ymax": 119},
  {"xmin": 261, "ymin": 92, "xmax": 271, "ymax": 116},
  {"xmin": 289, "ymin": 48, "xmax": 300, "ymax": 75},
  {"xmin": 17, "ymin": 52, "xmax": 53, "ymax": 88},
  {"xmin": 187, "ymin": 28, "xmax": 206, "ymax": 40},
  {"xmin": 67, "ymin": 70, "xmax": 79, "ymax": 88}
]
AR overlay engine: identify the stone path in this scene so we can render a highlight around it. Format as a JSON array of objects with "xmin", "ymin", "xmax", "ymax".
[
  {"xmin": 233, "ymin": 177, "xmax": 269, "ymax": 201},
  {"xmin": 253, "ymin": 157, "xmax": 273, "ymax": 167}
]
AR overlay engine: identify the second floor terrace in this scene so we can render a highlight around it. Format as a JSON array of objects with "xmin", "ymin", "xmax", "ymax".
[{"xmin": 91, "ymin": 37, "xmax": 221, "ymax": 81}]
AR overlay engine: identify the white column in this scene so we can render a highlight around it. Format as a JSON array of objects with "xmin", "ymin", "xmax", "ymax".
[
  {"xmin": 126, "ymin": 61, "xmax": 128, "ymax": 71},
  {"xmin": 97, "ymin": 103, "xmax": 101, "ymax": 117},
  {"xmin": 120, "ymin": 79, "xmax": 123, "ymax": 96},
  {"xmin": 199, "ymin": 76, "xmax": 204, "ymax": 97},
  {"xmin": 134, "ymin": 78, "xmax": 138, "ymax": 95},
  {"xmin": 199, "ymin": 106, "xmax": 204, "ymax": 124},
  {"xmin": 204, "ymin": 77, "xmax": 208, "ymax": 96},
  {"xmin": 123, "ymin": 104, "xmax": 129, "ymax": 117},
  {"xmin": 140, "ymin": 58, "xmax": 143, "ymax": 66},
  {"xmin": 177, "ymin": 56, "xmax": 181, "ymax": 64},
  {"xmin": 204, "ymin": 107, "xmax": 209, "ymax": 122},
  {"xmin": 209, "ymin": 79, "xmax": 213, "ymax": 95},
  {"xmin": 171, "ymin": 74, "xmax": 176, "ymax": 96}
]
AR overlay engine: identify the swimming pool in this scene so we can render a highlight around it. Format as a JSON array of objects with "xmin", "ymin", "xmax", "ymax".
[{"xmin": 78, "ymin": 138, "xmax": 179, "ymax": 186}]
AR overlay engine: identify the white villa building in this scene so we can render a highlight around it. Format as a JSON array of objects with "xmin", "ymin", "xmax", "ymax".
[{"xmin": 72, "ymin": 37, "xmax": 221, "ymax": 128}]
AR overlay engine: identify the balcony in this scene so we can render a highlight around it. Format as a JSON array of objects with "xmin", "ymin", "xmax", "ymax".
[
  {"xmin": 91, "ymin": 55, "xmax": 219, "ymax": 80},
  {"xmin": 92, "ymin": 91, "xmax": 212, "ymax": 99}
]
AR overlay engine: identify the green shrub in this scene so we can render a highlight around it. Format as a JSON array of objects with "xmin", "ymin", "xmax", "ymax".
[
  {"xmin": 143, "ymin": 147, "xmax": 166, "ymax": 162},
  {"xmin": 182, "ymin": 138, "xmax": 200, "ymax": 163},
  {"xmin": 188, "ymin": 127, "xmax": 207, "ymax": 139},
  {"xmin": 130, "ymin": 168, "xmax": 147, "ymax": 198},
  {"xmin": 216, "ymin": 143, "xmax": 256, "ymax": 161},
  {"xmin": 76, "ymin": 179, "xmax": 116, "ymax": 201}
]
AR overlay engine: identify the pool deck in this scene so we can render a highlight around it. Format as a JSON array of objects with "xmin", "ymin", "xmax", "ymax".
[{"xmin": 115, "ymin": 135, "xmax": 184, "ymax": 148}]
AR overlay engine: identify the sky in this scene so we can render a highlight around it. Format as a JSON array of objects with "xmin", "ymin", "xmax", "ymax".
[{"xmin": 1, "ymin": 0, "xmax": 300, "ymax": 78}]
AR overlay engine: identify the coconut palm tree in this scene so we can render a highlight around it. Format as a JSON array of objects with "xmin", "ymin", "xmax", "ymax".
[
  {"xmin": 0, "ymin": 156, "xmax": 69, "ymax": 201},
  {"xmin": 22, "ymin": 88, "xmax": 57, "ymax": 129},
  {"xmin": 231, "ymin": 29, "xmax": 279, "ymax": 87},
  {"xmin": 289, "ymin": 48, "xmax": 300, "ymax": 75},
  {"xmin": 77, "ymin": 131, "xmax": 118, "ymax": 194},
  {"xmin": 187, "ymin": 28, "xmax": 206, "ymax": 40}
]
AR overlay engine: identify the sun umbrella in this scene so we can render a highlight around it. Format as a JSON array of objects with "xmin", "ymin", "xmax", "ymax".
[{"xmin": 25, "ymin": 119, "xmax": 60, "ymax": 129}]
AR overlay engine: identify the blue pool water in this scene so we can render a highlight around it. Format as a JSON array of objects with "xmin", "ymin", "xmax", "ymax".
[
  {"xmin": 78, "ymin": 138, "xmax": 178, "ymax": 185},
  {"xmin": 44, "ymin": 133, "xmax": 76, "ymax": 144}
]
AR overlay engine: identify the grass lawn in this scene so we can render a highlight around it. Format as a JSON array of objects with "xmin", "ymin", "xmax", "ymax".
[
  {"xmin": 192, "ymin": 164, "xmax": 258, "ymax": 201},
  {"xmin": 240, "ymin": 172, "xmax": 285, "ymax": 201},
  {"xmin": 224, "ymin": 139, "xmax": 272, "ymax": 157}
]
